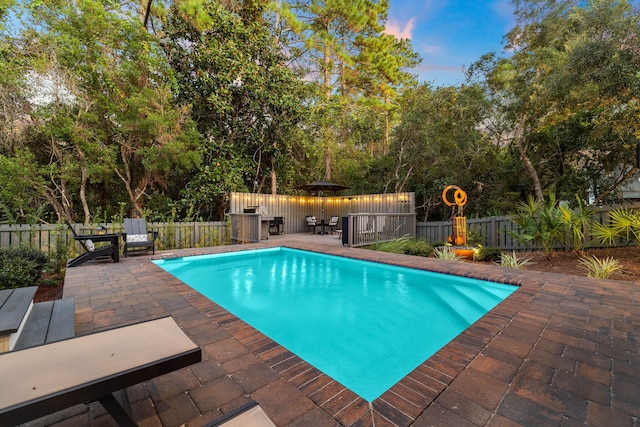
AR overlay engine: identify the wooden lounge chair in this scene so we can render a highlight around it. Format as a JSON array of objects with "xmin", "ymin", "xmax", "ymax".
[
  {"xmin": 0, "ymin": 316, "xmax": 201, "ymax": 427},
  {"xmin": 66, "ymin": 221, "xmax": 119, "ymax": 267},
  {"xmin": 122, "ymin": 218, "xmax": 158, "ymax": 257}
]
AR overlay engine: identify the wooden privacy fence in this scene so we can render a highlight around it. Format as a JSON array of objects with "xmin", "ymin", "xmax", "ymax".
[
  {"xmin": 0, "ymin": 222, "xmax": 227, "ymax": 257},
  {"xmin": 416, "ymin": 202, "xmax": 640, "ymax": 251},
  {"xmin": 229, "ymin": 192, "xmax": 415, "ymax": 234}
]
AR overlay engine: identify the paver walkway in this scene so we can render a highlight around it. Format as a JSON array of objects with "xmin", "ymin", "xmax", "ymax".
[{"xmin": 29, "ymin": 234, "xmax": 640, "ymax": 426}]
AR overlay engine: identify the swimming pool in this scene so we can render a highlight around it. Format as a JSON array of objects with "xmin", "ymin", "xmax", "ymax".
[{"xmin": 154, "ymin": 247, "xmax": 517, "ymax": 401}]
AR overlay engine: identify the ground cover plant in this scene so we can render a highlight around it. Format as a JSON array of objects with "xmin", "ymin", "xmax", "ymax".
[{"xmin": 366, "ymin": 237, "xmax": 433, "ymax": 257}]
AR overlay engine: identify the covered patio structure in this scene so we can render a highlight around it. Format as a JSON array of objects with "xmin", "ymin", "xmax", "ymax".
[{"xmin": 228, "ymin": 191, "xmax": 416, "ymax": 246}]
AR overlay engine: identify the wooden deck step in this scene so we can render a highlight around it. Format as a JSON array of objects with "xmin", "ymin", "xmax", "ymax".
[
  {"xmin": 0, "ymin": 287, "xmax": 38, "ymax": 352},
  {"xmin": 13, "ymin": 298, "xmax": 75, "ymax": 351}
]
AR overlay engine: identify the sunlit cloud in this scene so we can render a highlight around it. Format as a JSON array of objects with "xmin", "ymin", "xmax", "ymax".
[
  {"xmin": 384, "ymin": 17, "xmax": 416, "ymax": 40},
  {"xmin": 423, "ymin": 45, "xmax": 440, "ymax": 54}
]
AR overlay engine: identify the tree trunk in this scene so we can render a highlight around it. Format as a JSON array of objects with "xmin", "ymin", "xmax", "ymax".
[
  {"xmin": 383, "ymin": 95, "xmax": 390, "ymax": 155},
  {"xmin": 592, "ymin": 166, "xmax": 637, "ymax": 205},
  {"xmin": 271, "ymin": 170, "xmax": 277, "ymax": 195},
  {"xmin": 115, "ymin": 145, "xmax": 146, "ymax": 217},
  {"xmin": 514, "ymin": 114, "xmax": 544, "ymax": 201},
  {"xmin": 79, "ymin": 165, "xmax": 90, "ymax": 224},
  {"xmin": 76, "ymin": 147, "xmax": 91, "ymax": 224},
  {"xmin": 323, "ymin": 43, "xmax": 332, "ymax": 181}
]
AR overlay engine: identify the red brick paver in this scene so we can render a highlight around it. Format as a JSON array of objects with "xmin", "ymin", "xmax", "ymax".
[{"xmin": 30, "ymin": 235, "xmax": 640, "ymax": 426}]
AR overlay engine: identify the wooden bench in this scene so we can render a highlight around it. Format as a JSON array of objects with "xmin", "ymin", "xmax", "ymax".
[
  {"xmin": 0, "ymin": 287, "xmax": 38, "ymax": 352},
  {"xmin": 0, "ymin": 316, "xmax": 201, "ymax": 426},
  {"xmin": 13, "ymin": 298, "xmax": 75, "ymax": 350}
]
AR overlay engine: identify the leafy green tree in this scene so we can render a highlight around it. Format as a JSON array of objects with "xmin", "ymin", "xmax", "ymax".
[
  {"xmin": 277, "ymin": 0, "xmax": 419, "ymax": 180},
  {"xmin": 19, "ymin": 0, "xmax": 200, "ymax": 221},
  {"xmin": 469, "ymin": 0, "xmax": 640, "ymax": 204},
  {"xmin": 386, "ymin": 83, "xmax": 512, "ymax": 220},
  {"xmin": 162, "ymin": 0, "xmax": 307, "ymax": 218}
]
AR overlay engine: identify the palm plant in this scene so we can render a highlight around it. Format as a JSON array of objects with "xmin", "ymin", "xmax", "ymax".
[
  {"xmin": 590, "ymin": 208, "xmax": 640, "ymax": 247},
  {"xmin": 508, "ymin": 195, "xmax": 566, "ymax": 259},
  {"xmin": 557, "ymin": 196, "xmax": 593, "ymax": 255}
]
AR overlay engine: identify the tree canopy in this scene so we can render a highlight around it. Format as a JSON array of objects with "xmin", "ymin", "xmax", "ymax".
[{"xmin": 0, "ymin": 0, "xmax": 638, "ymax": 224}]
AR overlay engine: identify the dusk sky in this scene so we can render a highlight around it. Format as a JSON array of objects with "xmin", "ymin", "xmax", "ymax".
[{"xmin": 385, "ymin": 0, "xmax": 516, "ymax": 87}]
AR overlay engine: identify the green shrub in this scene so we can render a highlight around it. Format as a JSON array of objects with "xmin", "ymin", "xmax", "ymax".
[
  {"xmin": 368, "ymin": 237, "xmax": 434, "ymax": 257},
  {"xmin": 0, "ymin": 247, "xmax": 48, "ymax": 290},
  {"xmin": 52, "ymin": 222, "xmax": 71, "ymax": 275},
  {"xmin": 475, "ymin": 246, "xmax": 502, "ymax": 262},
  {"xmin": 558, "ymin": 196, "xmax": 593, "ymax": 254}
]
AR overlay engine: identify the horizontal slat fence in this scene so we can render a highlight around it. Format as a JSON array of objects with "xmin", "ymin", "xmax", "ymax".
[
  {"xmin": 417, "ymin": 202, "xmax": 640, "ymax": 251},
  {"xmin": 0, "ymin": 221, "xmax": 227, "ymax": 256}
]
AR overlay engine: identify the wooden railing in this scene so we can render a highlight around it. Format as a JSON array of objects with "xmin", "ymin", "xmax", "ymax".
[{"xmin": 343, "ymin": 213, "xmax": 416, "ymax": 247}]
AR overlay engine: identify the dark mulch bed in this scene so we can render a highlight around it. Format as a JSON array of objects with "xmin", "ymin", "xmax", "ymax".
[
  {"xmin": 34, "ymin": 272, "xmax": 65, "ymax": 303},
  {"xmin": 519, "ymin": 246, "xmax": 640, "ymax": 283}
]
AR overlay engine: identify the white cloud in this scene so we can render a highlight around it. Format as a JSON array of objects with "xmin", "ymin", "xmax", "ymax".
[
  {"xmin": 423, "ymin": 45, "xmax": 440, "ymax": 54},
  {"xmin": 384, "ymin": 17, "xmax": 416, "ymax": 40}
]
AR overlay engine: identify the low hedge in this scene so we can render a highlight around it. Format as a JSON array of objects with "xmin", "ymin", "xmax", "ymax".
[{"xmin": 0, "ymin": 247, "xmax": 48, "ymax": 290}]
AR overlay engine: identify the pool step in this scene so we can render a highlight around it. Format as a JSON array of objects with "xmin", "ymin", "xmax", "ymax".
[{"xmin": 429, "ymin": 282, "xmax": 507, "ymax": 326}]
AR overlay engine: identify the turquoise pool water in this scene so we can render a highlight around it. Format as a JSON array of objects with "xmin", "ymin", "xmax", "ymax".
[{"xmin": 154, "ymin": 247, "xmax": 517, "ymax": 401}]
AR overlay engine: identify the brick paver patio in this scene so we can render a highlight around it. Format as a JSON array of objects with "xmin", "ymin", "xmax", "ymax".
[{"xmin": 31, "ymin": 234, "xmax": 640, "ymax": 426}]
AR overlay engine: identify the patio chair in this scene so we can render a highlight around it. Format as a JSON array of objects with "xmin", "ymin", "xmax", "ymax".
[
  {"xmin": 327, "ymin": 216, "xmax": 339, "ymax": 234},
  {"xmin": 65, "ymin": 221, "xmax": 119, "ymax": 267},
  {"xmin": 123, "ymin": 218, "xmax": 158, "ymax": 257},
  {"xmin": 305, "ymin": 216, "xmax": 317, "ymax": 234}
]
